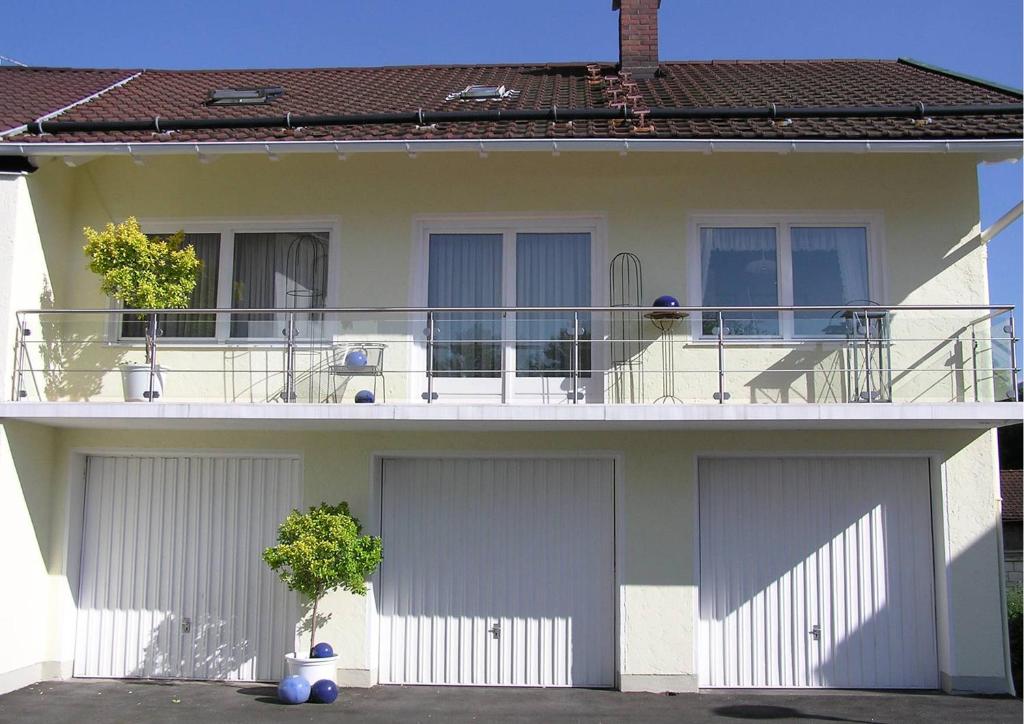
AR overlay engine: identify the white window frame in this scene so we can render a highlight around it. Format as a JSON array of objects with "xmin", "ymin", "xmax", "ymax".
[
  {"xmin": 111, "ymin": 217, "xmax": 342, "ymax": 344},
  {"xmin": 409, "ymin": 213, "xmax": 608, "ymax": 403},
  {"xmin": 686, "ymin": 211, "xmax": 886, "ymax": 340}
]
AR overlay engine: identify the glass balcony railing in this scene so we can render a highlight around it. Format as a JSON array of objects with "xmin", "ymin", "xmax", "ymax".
[{"xmin": 9, "ymin": 305, "xmax": 1019, "ymax": 406}]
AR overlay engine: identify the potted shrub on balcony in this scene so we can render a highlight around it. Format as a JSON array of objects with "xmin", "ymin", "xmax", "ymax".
[
  {"xmin": 83, "ymin": 217, "xmax": 201, "ymax": 401},
  {"xmin": 263, "ymin": 502, "xmax": 382, "ymax": 686}
]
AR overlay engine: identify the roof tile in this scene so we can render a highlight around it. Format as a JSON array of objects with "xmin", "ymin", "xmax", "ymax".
[{"xmin": 2, "ymin": 59, "xmax": 1020, "ymax": 144}]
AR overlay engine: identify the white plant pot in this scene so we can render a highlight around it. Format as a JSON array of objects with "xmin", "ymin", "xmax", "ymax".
[
  {"xmin": 284, "ymin": 653, "xmax": 338, "ymax": 685},
  {"xmin": 120, "ymin": 364, "xmax": 165, "ymax": 402}
]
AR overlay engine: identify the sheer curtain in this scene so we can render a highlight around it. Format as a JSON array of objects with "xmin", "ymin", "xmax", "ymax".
[
  {"xmin": 231, "ymin": 232, "xmax": 328, "ymax": 338},
  {"xmin": 791, "ymin": 227, "xmax": 869, "ymax": 335},
  {"xmin": 428, "ymin": 233, "xmax": 502, "ymax": 377},
  {"xmin": 700, "ymin": 227, "xmax": 779, "ymax": 335},
  {"xmin": 516, "ymin": 232, "xmax": 591, "ymax": 377}
]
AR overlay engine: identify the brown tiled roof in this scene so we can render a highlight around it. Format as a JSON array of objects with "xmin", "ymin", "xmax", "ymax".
[
  {"xmin": 0, "ymin": 67, "xmax": 138, "ymax": 134},
  {"xmin": 1003, "ymin": 470, "xmax": 1023, "ymax": 522},
  {"xmin": 2, "ymin": 59, "xmax": 1020, "ymax": 144}
]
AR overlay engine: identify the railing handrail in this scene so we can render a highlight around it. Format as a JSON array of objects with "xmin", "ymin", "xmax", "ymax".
[{"xmin": 13, "ymin": 303, "xmax": 1018, "ymax": 315}]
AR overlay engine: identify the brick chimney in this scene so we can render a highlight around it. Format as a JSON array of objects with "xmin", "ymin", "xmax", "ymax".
[{"xmin": 613, "ymin": 0, "xmax": 661, "ymax": 78}]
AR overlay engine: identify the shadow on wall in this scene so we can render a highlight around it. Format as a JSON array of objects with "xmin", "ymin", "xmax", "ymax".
[
  {"xmin": 36, "ymin": 282, "xmax": 124, "ymax": 401},
  {"xmin": 744, "ymin": 347, "xmax": 847, "ymax": 403}
]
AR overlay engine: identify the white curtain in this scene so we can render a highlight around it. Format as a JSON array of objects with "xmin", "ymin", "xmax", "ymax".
[
  {"xmin": 428, "ymin": 233, "xmax": 502, "ymax": 375},
  {"xmin": 699, "ymin": 227, "xmax": 777, "ymax": 301},
  {"xmin": 231, "ymin": 232, "xmax": 328, "ymax": 337},
  {"xmin": 516, "ymin": 232, "xmax": 591, "ymax": 376},
  {"xmin": 791, "ymin": 227, "xmax": 869, "ymax": 304}
]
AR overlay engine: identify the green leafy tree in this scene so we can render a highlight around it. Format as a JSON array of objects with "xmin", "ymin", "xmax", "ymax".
[
  {"xmin": 82, "ymin": 217, "xmax": 201, "ymax": 363},
  {"xmin": 263, "ymin": 502, "xmax": 383, "ymax": 654}
]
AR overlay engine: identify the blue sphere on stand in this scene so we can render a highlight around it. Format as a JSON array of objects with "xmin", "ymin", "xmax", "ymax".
[
  {"xmin": 310, "ymin": 679, "xmax": 339, "ymax": 704},
  {"xmin": 310, "ymin": 642, "xmax": 334, "ymax": 659},
  {"xmin": 344, "ymin": 349, "xmax": 368, "ymax": 368},
  {"xmin": 653, "ymin": 295, "xmax": 680, "ymax": 308},
  {"xmin": 277, "ymin": 675, "xmax": 310, "ymax": 704},
  {"xmin": 354, "ymin": 390, "xmax": 375, "ymax": 404}
]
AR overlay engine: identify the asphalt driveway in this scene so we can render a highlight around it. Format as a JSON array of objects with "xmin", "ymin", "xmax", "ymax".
[{"xmin": 0, "ymin": 680, "xmax": 1020, "ymax": 724}]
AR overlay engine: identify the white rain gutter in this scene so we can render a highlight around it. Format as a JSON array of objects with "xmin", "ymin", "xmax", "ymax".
[
  {"xmin": 980, "ymin": 201, "xmax": 1024, "ymax": 244},
  {"xmin": 0, "ymin": 137, "xmax": 1021, "ymax": 159},
  {"xmin": 0, "ymin": 71, "xmax": 144, "ymax": 139}
]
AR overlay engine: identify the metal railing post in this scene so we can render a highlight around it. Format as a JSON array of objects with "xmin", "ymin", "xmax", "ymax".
[
  {"xmin": 426, "ymin": 310, "xmax": 435, "ymax": 404},
  {"xmin": 717, "ymin": 311, "xmax": 726, "ymax": 404},
  {"xmin": 147, "ymin": 313, "xmax": 158, "ymax": 402},
  {"xmin": 863, "ymin": 308, "xmax": 873, "ymax": 403},
  {"xmin": 12, "ymin": 313, "xmax": 28, "ymax": 401},
  {"xmin": 284, "ymin": 311, "xmax": 296, "ymax": 402},
  {"xmin": 1009, "ymin": 315, "xmax": 1019, "ymax": 402},
  {"xmin": 572, "ymin": 311, "xmax": 580, "ymax": 404},
  {"xmin": 970, "ymin": 326, "xmax": 979, "ymax": 402}
]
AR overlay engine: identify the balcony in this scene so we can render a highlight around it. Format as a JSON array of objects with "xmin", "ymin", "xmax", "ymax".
[{"xmin": 4, "ymin": 304, "xmax": 1019, "ymax": 430}]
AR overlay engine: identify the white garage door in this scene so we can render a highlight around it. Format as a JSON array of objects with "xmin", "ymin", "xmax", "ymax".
[
  {"xmin": 75, "ymin": 454, "xmax": 301, "ymax": 681},
  {"xmin": 698, "ymin": 457, "xmax": 938, "ymax": 689},
  {"xmin": 379, "ymin": 457, "xmax": 615, "ymax": 687}
]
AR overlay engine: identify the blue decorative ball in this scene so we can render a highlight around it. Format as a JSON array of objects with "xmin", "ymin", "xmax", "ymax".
[
  {"xmin": 354, "ymin": 390, "xmax": 375, "ymax": 404},
  {"xmin": 653, "ymin": 295, "xmax": 680, "ymax": 308},
  {"xmin": 309, "ymin": 679, "xmax": 339, "ymax": 704},
  {"xmin": 310, "ymin": 642, "xmax": 334, "ymax": 659},
  {"xmin": 277, "ymin": 675, "xmax": 310, "ymax": 705},
  {"xmin": 344, "ymin": 349, "xmax": 368, "ymax": 368}
]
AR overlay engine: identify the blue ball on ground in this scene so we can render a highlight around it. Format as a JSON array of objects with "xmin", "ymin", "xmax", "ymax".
[
  {"xmin": 354, "ymin": 389, "xmax": 375, "ymax": 404},
  {"xmin": 310, "ymin": 679, "xmax": 339, "ymax": 704},
  {"xmin": 653, "ymin": 294, "xmax": 680, "ymax": 308},
  {"xmin": 277, "ymin": 674, "xmax": 310, "ymax": 704},
  {"xmin": 310, "ymin": 642, "xmax": 334, "ymax": 659}
]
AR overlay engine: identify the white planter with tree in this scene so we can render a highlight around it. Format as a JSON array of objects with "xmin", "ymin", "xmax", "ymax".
[
  {"xmin": 83, "ymin": 217, "xmax": 201, "ymax": 402},
  {"xmin": 263, "ymin": 502, "xmax": 383, "ymax": 686}
]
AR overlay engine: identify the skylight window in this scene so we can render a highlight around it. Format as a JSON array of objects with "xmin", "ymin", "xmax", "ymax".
[
  {"xmin": 206, "ymin": 86, "xmax": 284, "ymax": 106},
  {"xmin": 445, "ymin": 85, "xmax": 521, "ymax": 102}
]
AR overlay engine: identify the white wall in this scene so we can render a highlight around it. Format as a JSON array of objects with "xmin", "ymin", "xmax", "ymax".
[{"xmin": 18, "ymin": 425, "xmax": 1002, "ymax": 694}]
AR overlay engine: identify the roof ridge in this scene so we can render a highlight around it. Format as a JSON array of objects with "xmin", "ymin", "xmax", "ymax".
[
  {"xmin": 1, "ymin": 58, "xmax": 910, "ymax": 75},
  {"xmin": 898, "ymin": 57, "xmax": 1023, "ymax": 99}
]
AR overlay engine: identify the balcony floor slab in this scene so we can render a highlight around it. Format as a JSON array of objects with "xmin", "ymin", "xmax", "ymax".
[{"xmin": 0, "ymin": 401, "xmax": 1017, "ymax": 431}]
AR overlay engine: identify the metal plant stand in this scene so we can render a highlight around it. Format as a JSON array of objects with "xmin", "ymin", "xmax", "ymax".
[
  {"xmin": 843, "ymin": 308, "xmax": 893, "ymax": 402},
  {"xmin": 282, "ymin": 233, "xmax": 328, "ymax": 402},
  {"xmin": 608, "ymin": 252, "xmax": 643, "ymax": 403}
]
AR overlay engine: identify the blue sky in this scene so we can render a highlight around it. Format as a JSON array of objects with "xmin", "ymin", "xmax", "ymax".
[{"xmin": 2, "ymin": 0, "xmax": 1021, "ymax": 351}]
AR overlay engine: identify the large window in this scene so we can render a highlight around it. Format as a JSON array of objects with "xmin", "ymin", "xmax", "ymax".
[
  {"xmin": 118, "ymin": 223, "xmax": 333, "ymax": 341},
  {"xmin": 422, "ymin": 221, "xmax": 597, "ymax": 383},
  {"xmin": 694, "ymin": 216, "xmax": 875, "ymax": 338}
]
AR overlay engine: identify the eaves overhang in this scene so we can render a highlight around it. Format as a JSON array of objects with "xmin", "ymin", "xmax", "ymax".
[{"xmin": 0, "ymin": 138, "xmax": 1021, "ymax": 165}]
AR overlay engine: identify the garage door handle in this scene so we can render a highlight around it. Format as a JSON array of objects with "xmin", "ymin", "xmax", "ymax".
[
  {"xmin": 809, "ymin": 624, "xmax": 820, "ymax": 641},
  {"xmin": 488, "ymin": 623, "xmax": 501, "ymax": 639}
]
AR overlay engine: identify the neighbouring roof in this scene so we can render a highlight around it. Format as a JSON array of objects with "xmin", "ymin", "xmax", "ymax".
[
  {"xmin": 0, "ymin": 59, "xmax": 1020, "ymax": 144},
  {"xmin": 1003, "ymin": 469, "xmax": 1023, "ymax": 523}
]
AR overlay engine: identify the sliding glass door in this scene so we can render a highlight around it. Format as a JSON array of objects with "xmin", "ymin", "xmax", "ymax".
[{"xmin": 422, "ymin": 224, "xmax": 599, "ymax": 404}]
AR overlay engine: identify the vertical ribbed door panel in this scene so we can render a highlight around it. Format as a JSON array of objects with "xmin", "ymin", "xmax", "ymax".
[{"xmin": 75, "ymin": 454, "xmax": 300, "ymax": 681}]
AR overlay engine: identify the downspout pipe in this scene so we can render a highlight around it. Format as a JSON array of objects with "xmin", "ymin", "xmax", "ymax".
[{"xmin": 21, "ymin": 102, "xmax": 1023, "ymax": 135}]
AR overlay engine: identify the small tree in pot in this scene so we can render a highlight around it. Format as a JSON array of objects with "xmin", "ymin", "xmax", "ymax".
[
  {"xmin": 83, "ymin": 217, "xmax": 201, "ymax": 400},
  {"xmin": 263, "ymin": 502, "xmax": 382, "ymax": 683}
]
